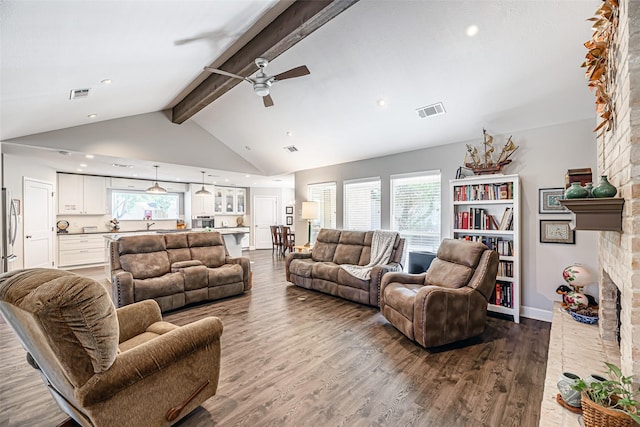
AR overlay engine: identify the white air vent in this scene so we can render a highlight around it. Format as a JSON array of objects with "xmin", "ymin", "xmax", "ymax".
[
  {"xmin": 111, "ymin": 163, "xmax": 133, "ymax": 168},
  {"xmin": 416, "ymin": 102, "xmax": 446, "ymax": 119},
  {"xmin": 69, "ymin": 88, "xmax": 91, "ymax": 100},
  {"xmin": 283, "ymin": 145, "xmax": 298, "ymax": 152}
]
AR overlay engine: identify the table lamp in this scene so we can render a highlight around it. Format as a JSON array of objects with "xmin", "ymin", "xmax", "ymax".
[{"xmin": 301, "ymin": 201, "xmax": 319, "ymax": 247}]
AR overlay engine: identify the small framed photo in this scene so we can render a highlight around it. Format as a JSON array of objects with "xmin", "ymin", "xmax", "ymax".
[
  {"xmin": 540, "ymin": 220, "xmax": 575, "ymax": 244},
  {"xmin": 285, "ymin": 206, "xmax": 293, "ymax": 215},
  {"xmin": 539, "ymin": 188, "xmax": 568, "ymax": 214},
  {"xmin": 286, "ymin": 215, "xmax": 293, "ymax": 225}
]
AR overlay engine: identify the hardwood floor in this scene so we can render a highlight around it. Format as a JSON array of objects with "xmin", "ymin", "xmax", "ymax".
[{"xmin": 0, "ymin": 251, "xmax": 550, "ymax": 426}]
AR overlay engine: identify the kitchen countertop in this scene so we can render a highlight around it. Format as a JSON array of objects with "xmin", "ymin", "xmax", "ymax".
[{"xmin": 59, "ymin": 226, "xmax": 250, "ymax": 236}]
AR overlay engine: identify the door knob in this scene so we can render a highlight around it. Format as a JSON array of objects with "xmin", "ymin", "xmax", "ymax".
[{"xmin": 26, "ymin": 235, "xmax": 33, "ymax": 239}]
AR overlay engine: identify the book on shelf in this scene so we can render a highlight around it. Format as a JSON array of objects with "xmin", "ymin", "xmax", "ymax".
[
  {"xmin": 491, "ymin": 281, "xmax": 513, "ymax": 308},
  {"xmin": 453, "ymin": 182, "xmax": 514, "ymax": 202},
  {"xmin": 455, "ymin": 208, "xmax": 496, "ymax": 230},
  {"xmin": 498, "ymin": 207, "xmax": 513, "ymax": 230}
]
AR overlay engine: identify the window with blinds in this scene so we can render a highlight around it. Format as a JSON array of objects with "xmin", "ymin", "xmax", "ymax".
[
  {"xmin": 344, "ymin": 178, "xmax": 381, "ymax": 231},
  {"xmin": 390, "ymin": 171, "xmax": 441, "ymax": 260},
  {"xmin": 307, "ymin": 182, "xmax": 336, "ymax": 243}
]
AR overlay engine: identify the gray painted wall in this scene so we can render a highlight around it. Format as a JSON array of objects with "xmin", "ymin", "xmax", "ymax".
[
  {"xmin": 295, "ymin": 118, "xmax": 599, "ymax": 319},
  {"xmin": 3, "ymin": 111, "xmax": 263, "ymax": 175}
]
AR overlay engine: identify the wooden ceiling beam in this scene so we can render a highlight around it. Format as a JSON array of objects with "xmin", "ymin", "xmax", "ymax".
[{"xmin": 171, "ymin": 0, "xmax": 359, "ymax": 124}]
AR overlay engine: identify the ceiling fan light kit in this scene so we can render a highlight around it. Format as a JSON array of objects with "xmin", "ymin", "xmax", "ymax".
[
  {"xmin": 204, "ymin": 57, "xmax": 310, "ymax": 107},
  {"xmin": 146, "ymin": 165, "xmax": 167, "ymax": 194}
]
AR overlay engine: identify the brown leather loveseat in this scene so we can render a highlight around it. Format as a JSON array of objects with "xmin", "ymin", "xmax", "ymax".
[
  {"xmin": 110, "ymin": 232, "xmax": 251, "ymax": 311},
  {"xmin": 285, "ymin": 228, "xmax": 405, "ymax": 307}
]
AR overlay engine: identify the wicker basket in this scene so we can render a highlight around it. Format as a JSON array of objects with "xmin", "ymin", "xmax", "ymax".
[{"xmin": 581, "ymin": 393, "xmax": 638, "ymax": 427}]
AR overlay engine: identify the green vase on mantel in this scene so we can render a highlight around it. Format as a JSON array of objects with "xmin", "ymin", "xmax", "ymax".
[
  {"xmin": 592, "ymin": 175, "xmax": 618, "ymax": 198},
  {"xmin": 565, "ymin": 182, "xmax": 589, "ymax": 199}
]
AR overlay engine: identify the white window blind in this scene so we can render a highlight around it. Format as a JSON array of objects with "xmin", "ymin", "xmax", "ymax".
[
  {"xmin": 308, "ymin": 182, "xmax": 336, "ymax": 243},
  {"xmin": 344, "ymin": 178, "xmax": 381, "ymax": 231},
  {"xmin": 390, "ymin": 171, "xmax": 441, "ymax": 262}
]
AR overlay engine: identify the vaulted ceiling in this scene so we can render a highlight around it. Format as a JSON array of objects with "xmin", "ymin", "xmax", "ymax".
[{"xmin": 1, "ymin": 0, "xmax": 598, "ymax": 184}]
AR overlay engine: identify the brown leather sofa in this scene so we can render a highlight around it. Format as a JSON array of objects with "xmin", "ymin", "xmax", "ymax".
[
  {"xmin": 0, "ymin": 268, "xmax": 223, "ymax": 426},
  {"xmin": 110, "ymin": 232, "xmax": 251, "ymax": 311},
  {"xmin": 285, "ymin": 228, "xmax": 405, "ymax": 307},
  {"xmin": 380, "ymin": 238, "xmax": 499, "ymax": 347}
]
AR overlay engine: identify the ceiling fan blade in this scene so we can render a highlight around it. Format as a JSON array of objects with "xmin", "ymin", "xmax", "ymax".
[
  {"xmin": 263, "ymin": 94, "xmax": 274, "ymax": 108},
  {"xmin": 204, "ymin": 67, "xmax": 252, "ymax": 83},
  {"xmin": 273, "ymin": 65, "xmax": 310, "ymax": 81}
]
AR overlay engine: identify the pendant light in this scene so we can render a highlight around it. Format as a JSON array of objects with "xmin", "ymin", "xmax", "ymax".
[
  {"xmin": 146, "ymin": 165, "xmax": 167, "ymax": 193},
  {"xmin": 195, "ymin": 171, "xmax": 212, "ymax": 196}
]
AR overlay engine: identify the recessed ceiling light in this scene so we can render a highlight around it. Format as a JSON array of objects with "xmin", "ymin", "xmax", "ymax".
[
  {"xmin": 225, "ymin": 178, "xmax": 229, "ymax": 182},
  {"xmin": 101, "ymin": 79, "xmax": 112, "ymax": 84},
  {"xmin": 286, "ymin": 131, "xmax": 293, "ymax": 137},
  {"xmin": 245, "ymin": 174, "xmax": 251, "ymax": 178},
  {"xmin": 85, "ymin": 154, "xmax": 94, "ymax": 159},
  {"xmin": 133, "ymin": 174, "xmax": 138, "ymax": 177},
  {"xmin": 80, "ymin": 163, "xmax": 87, "ymax": 167},
  {"xmin": 88, "ymin": 114, "xmax": 97, "ymax": 119},
  {"xmin": 377, "ymin": 99, "xmax": 386, "ymax": 107},
  {"xmin": 77, "ymin": 169, "xmax": 83, "ymax": 172},
  {"xmin": 466, "ymin": 25, "xmax": 479, "ymax": 37}
]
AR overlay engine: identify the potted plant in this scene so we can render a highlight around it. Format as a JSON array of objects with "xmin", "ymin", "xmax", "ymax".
[{"xmin": 572, "ymin": 362, "xmax": 640, "ymax": 426}]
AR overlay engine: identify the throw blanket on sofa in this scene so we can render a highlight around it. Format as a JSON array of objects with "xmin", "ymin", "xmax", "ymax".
[{"xmin": 340, "ymin": 230, "xmax": 399, "ymax": 280}]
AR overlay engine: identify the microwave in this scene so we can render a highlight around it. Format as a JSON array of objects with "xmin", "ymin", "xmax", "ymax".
[{"xmin": 193, "ymin": 216, "xmax": 215, "ymax": 228}]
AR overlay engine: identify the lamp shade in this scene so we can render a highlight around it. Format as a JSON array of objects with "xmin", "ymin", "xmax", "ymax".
[{"xmin": 301, "ymin": 201, "xmax": 319, "ymax": 220}]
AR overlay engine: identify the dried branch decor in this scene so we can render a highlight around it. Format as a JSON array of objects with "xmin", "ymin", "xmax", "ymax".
[{"xmin": 582, "ymin": 0, "xmax": 619, "ymax": 135}]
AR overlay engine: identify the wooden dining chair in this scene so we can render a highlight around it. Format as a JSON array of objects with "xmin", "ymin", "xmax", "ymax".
[
  {"xmin": 270, "ymin": 225, "xmax": 282, "ymax": 255},
  {"xmin": 280, "ymin": 225, "xmax": 295, "ymax": 255}
]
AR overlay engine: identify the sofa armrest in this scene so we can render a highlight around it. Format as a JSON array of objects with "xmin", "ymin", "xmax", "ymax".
[
  {"xmin": 111, "ymin": 270, "xmax": 134, "ymax": 308},
  {"xmin": 379, "ymin": 272, "xmax": 427, "ymax": 309},
  {"xmin": 368, "ymin": 263, "xmax": 405, "ymax": 307},
  {"xmin": 77, "ymin": 316, "xmax": 224, "ymax": 407},
  {"xmin": 171, "ymin": 260, "xmax": 202, "ymax": 272},
  {"xmin": 285, "ymin": 252, "xmax": 312, "ymax": 281},
  {"xmin": 413, "ymin": 286, "xmax": 488, "ymax": 347},
  {"xmin": 116, "ymin": 300, "xmax": 163, "ymax": 343},
  {"xmin": 225, "ymin": 256, "xmax": 251, "ymax": 290}
]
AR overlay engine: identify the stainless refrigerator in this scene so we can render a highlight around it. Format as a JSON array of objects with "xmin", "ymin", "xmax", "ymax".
[{"xmin": 1, "ymin": 188, "xmax": 18, "ymax": 273}]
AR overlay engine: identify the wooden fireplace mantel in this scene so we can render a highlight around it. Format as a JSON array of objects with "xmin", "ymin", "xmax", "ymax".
[{"xmin": 559, "ymin": 198, "xmax": 624, "ymax": 231}]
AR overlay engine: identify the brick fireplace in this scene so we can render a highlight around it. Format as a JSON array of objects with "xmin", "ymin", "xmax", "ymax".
[{"xmin": 597, "ymin": 0, "xmax": 640, "ymax": 377}]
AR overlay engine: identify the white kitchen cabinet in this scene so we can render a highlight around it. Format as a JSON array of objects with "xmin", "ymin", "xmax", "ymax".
[
  {"xmin": 58, "ymin": 173, "xmax": 107, "ymax": 215},
  {"xmin": 190, "ymin": 184, "xmax": 215, "ymax": 216},
  {"xmin": 58, "ymin": 234, "xmax": 106, "ymax": 268},
  {"xmin": 214, "ymin": 187, "xmax": 247, "ymax": 215}
]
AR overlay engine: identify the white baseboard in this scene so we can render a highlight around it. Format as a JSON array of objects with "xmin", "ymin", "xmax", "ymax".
[{"xmin": 520, "ymin": 305, "xmax": 552, "ymax": 322}]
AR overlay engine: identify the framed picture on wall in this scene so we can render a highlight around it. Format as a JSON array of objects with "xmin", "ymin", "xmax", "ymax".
[
  {"xmin": 286, "ymin": 206, "xmax": 293, "ymax": 214},
  {"xmin": 538, "ymin": 188, "xmax": 568, "ymax": 214},
  {"xmin": 540, "ymin": 220, "xmax": 575, "ymax": 244},
  {"xmin": 286, "ymin": 215, "xmax": 293, "ymax": 225}
]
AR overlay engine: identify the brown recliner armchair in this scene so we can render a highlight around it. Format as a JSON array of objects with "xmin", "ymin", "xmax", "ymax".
[
  {"xmin": 0, "ymin": 268, "xmax": 223, "ymax": 426},
  {"xmin": 380, "ymin": 239, "xmax": 499, "ymax": 348}
]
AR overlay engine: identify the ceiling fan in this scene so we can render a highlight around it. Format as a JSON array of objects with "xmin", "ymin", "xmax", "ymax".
[{"xmin": 204, "ymin": 57, "xmax": 310, "ymax": 107}]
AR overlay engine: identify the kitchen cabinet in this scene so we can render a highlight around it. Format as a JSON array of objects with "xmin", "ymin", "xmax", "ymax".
[
  {"xmin": 58, "ymin": 234, "xmax": 106, "ymax": 268},
  {"xmin": 58, "ymin": 174, "xmax": 107, "ymax": 215},
  {"xmin": 110, "ymin": 177, "xmax": 187, "ymax": 193},
  {"xmin": 215, "ymin": 187, "xmax": 247, "ymax": 215},
  {"xmin": 190, "ymin": 184, "xmax": 215, "ymax": 216}
]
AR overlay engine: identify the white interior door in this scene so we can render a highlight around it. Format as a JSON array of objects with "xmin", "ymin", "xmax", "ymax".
[
  {"xmin": 23, "ymin": 178, "xmax": 54, "ymax": 268},
  {"xmin": 253, "ymin": 195, "xmax": 277, "ymax": 249}
]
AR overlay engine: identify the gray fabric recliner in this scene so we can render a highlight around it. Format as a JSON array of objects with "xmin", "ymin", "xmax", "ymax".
[{"xmin": 380, "ymin": 238, "xmax": 499, "ymax": 347}]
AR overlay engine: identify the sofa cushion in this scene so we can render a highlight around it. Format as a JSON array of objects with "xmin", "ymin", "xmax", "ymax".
[
  {"xmin": 207, "ymin": 264, "xmax": 244, "ymax": 286},
  {"xmin": 119, "ymin": 252, "xmax": 171, "ymax": 280},
  {"xmin": 311, "ymin": 229, "xmax": 341, "ymax": 262},
  {"xmin": 118, "ymin": 235, "xmax": 166, "ymax": 255},
  {"xmin": 289, "ymin": 259, "xmax": 314, "ymax": 278},
  {"xmin": 134, "ymin": 272, "xmax": 184, "ymax": 301},
  {"xmin": 165, "ymin": 233, "xmax": 191, "ymax": 264},
  {"xmin": 311, "ymin": 262, "xmax": 340, "ymax": 282},
  {"xmin": 336, "ymin": 268, "xmax": 370, "ymax": 291},
  {"xmin": 424, "ymin": 258, "xmax": 473, "ymax": 289},
  {"xmin": 188, "ymin": 232, "xmax": 227, "ymax": 268},
  {"xmin": 333, "ymin": 231, "xmax": 366, "ymax": 265}
]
